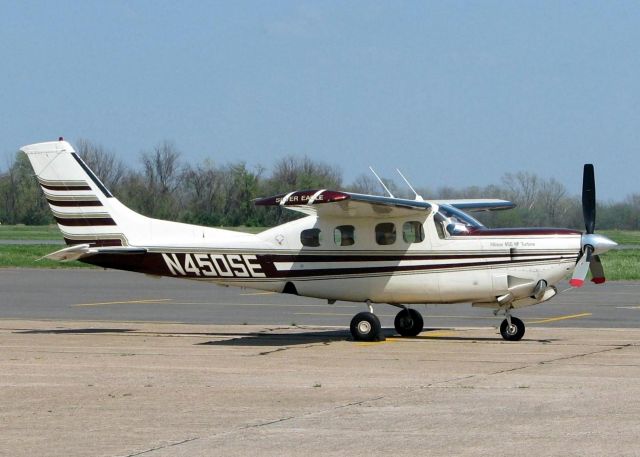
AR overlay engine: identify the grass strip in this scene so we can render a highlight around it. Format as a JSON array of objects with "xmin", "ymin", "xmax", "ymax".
[
  {"xmin": 600, "ymin": 249, "xmax": 640, "ymax": 281},
  {"xmin": 0, "ymin": 224, "xmax": 265, "ymax": 240},
  {"xmin": 0, "ymin": 225, "xmax": 62, "ymax": 240},
  {"xmin": 599, "ymin": 230, "xmax": 640, "ymax": 246},
  {"xmin": 0, "ymin": 244, "xmax": 94, "ymax": 269}
]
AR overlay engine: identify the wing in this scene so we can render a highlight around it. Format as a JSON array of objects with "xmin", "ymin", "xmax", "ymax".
[
  {"xmin": 254, "ymin": 190, "xmax": 432, "ymax": 218},
  {"xmin": 431, "ymin": 199, "xmax": 515, "ymax": 212}
]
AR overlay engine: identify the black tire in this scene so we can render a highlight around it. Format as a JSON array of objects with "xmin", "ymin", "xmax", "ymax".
[
  {"xmin": 500, "ymin": 316, "xmax": 525, "ymax": 341},
  {"xmin": 394, "ymin": 308, "xmax": 424, "ymax": 337},
  {"xmin": 350, "ymin": 312, "xmax": 382, "ymax": 341}
]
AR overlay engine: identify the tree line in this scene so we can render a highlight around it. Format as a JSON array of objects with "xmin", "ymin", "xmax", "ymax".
[{"xmin": 1, "ymin": 139, "xmax": 638, "ymax": 230}]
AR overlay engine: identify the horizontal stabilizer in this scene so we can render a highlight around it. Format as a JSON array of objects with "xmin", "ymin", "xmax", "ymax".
[{"xmin": 43, "ymin": 244, "xmax": 147, "ymax": 262}]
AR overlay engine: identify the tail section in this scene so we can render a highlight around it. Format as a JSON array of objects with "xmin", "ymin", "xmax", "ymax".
[
  {"xmin": 21, "ymin": 140, "xmax": 127, "ymax": 246},
  {"xmin": 21, "ymin": 139, "xmax": 256, "ymax": 250}
]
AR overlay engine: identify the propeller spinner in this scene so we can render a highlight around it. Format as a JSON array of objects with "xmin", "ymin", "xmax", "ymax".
[{"xmin": 570, "ymin": 164, "xmax": 617, "ymax": 287}]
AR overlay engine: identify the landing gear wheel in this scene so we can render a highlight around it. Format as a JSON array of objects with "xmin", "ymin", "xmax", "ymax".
[
  {"xmin": 500, "ymin": 316, "xmax": 525, "ymax": 341},
  {"xmin": 394, "ymin": 308, "xmax": 424, "ymax": 337},
  {"xmin": 350, "ymin": 312, "xmax": 382, "ymax": 341}
]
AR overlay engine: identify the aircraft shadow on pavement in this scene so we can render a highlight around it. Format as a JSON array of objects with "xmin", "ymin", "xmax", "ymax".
[
  {"xmin": 195, "ymin": 327, "xmax": 532, "ymax": 346},
  {"xmin": 12, "ymin": 327, "xmax": 556, "ymax": 345},
  {"xmin": 16, "ymin": 328, "xmax": 135, "ymax": 334},
  {"xmin": 198, "ymin": 329, "xmax": 351, "ymax": 346}
]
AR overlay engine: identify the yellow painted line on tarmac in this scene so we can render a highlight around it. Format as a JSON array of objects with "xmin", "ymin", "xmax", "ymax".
[
  {"xmin": 528, "ymin": 312, "xmax": 592, "ymax": 324},
  {"xmin": 71, "ymin": 299, "xmax": 174, "ymax": 307},
  {"xmin": 357, "ymin": 331, "xmax": 458, "ymax": 346},
  {"xmin": 356, "ymin": 339, "xmax": 398, "ymax": 347},
  {"xmin": 416, "ymin": 330, "xmax": 457, "ymax": 338}
]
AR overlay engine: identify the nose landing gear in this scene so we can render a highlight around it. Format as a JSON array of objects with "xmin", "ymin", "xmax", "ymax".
[{"xmin": 499, "ymin": 314, "xmax": 525, "ymax": 341}]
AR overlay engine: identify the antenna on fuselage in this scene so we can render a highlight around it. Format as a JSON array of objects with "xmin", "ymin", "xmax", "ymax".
[
  {"xmin": 369, "ymin": 166, "xmax": 395, "ymax": 198},
  {"xmin": 396, "ymin": 169, "xmax": 424, "ymax": 201}
]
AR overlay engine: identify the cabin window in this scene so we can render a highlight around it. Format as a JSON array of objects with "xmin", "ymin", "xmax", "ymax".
[
  {"xmin": 434, "ymin": 213, "xmax": 446, "ymax": 239},
  {"xmin": 403, "ymin": 221, "xmax": 424, "ymax": 243},
  {"xmin": 301, "ymin": 228, "xmax": 321, "ymax": 247},
  {"xmin": 375, "ymin": 223, "xmax": 396, "ymax": 245},
  {"xmin": 334, "ymin": 225, "xmax": 355, "ymax": 246}
]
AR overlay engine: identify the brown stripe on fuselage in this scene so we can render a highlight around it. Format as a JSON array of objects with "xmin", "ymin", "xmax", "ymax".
[
  {"xmin": 54, "ymin": 216, "xmax": 117, "ymax": 226},
  {"xmin": 47, "ymin": 198, "xmax": 103, "ymax": 207},
  {"xmin": 254, "ymin": 251, "xmax": 574, "ymax": 263},
  {"xmin": 78, "ymin": 251, "xmax": 577, "ymax": 280}
]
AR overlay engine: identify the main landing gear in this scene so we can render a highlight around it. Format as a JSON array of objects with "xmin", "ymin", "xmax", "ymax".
[
  {"xmin": 349, "ymin": 301, "xmax": 424, "ymax": 341},
  {"xmin": 350, "ymin": 311, "xmax": 383, "ymax": 341},
  {"xmin": 350, "ymin": 300, "xmax": 384, "ymax": 341},
  {"xmin": 394, "ymin": 308, "xmax": 423, "ymax": 337}
]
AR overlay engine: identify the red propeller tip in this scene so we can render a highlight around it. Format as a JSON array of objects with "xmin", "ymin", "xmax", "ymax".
[
  {"xmin": 591, "ymin": 277, "xmax": 606, "ymax": 284},
  {"xmin": 569, "ymin": 279, "xmax": 585, "ymax": 287}
]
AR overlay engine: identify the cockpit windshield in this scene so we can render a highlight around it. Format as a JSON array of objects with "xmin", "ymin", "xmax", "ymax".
[{"xmin": 434, "ymin": 204, "xmax": 484, "ymax": 237}]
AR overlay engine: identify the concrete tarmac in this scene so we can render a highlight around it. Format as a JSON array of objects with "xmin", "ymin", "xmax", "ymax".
[
  {"xmin": 2, "ymin": 320, "xmax": 640, "ymax": 457},
  {"xmin": 1, "ymin": 268, "xmax": 640, "ymax": 329},
  {"xmin": 1, "ymin": 269, "xmax": 640, "ymax": 456}
]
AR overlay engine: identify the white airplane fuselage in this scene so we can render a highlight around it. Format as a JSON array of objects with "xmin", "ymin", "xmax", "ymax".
[
  {"xmin": 77, "ymin": 214, "xmax": 581, "ymax": 308},
  {"xmin": 22, "ymin": 140, "xmax": 616, "ymax": 341}
]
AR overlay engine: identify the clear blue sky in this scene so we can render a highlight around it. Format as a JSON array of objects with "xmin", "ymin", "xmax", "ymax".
[{"xmin": 1, "ymin": 0, "xmax": 638, "ymax": 200}]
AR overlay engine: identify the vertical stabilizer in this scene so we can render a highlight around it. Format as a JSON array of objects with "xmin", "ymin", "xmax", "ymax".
[{"xmin": 21, "ymin": 140, "xmax": 129, "ymax": 246}]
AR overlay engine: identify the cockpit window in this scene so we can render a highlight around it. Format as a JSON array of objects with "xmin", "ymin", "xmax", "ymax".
[
  {"xmin": 301, "ymin": 228, "xmax": 321, "ymax": 247},
  {"xmin": 435, "ymin": 205, "xmax": 484, "ymax": 237},
  {"xmin": 334, "ymin": 225, "xmax": 355, "ymax": 246},
  {"xmin": 375, "ymin": 223, "xmax": 396, "ymax": 245},
  {"xmin": 403, "ymin": 221, "xmax": 424, "ymax": 243}
]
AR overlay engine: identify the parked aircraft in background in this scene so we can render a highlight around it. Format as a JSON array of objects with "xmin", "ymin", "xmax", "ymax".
[{"xmin": 22, "ymin": 139, "xmax": 616, "ymax": 341}]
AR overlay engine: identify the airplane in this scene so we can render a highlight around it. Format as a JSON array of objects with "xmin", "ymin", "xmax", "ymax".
[{"xmin": 21, "ymin": 139, "xmax": 618, "ymax": 342}]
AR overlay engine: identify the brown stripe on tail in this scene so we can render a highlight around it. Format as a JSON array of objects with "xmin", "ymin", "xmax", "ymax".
[
  {"xmin": 46, "ymin": 198, "xmax": 103, "ymax": 207},
  {"xmin": 40, "ymin": 183, "xmax": 92, "ymax": 191},
  {"xmin": 54, "ymin": 216, "xmax": 117, "ymax": 226}
]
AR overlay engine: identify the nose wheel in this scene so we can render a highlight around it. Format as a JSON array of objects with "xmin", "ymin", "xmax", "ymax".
[{"xmin": 500, "ymin": 316, "xmax": 525, "ymax": 341}]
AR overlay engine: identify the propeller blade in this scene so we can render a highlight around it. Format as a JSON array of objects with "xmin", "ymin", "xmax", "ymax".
[
  {"xmin": 590, "ymin": 254, "xmax": 606, "ymax": 284},
  {"xmin": 582, "ymin": 164, "xmax": 596, "ymax": 234},
  {"xmin": 570, "ymin": 246, "xmax": 593, "ymax": 287}
]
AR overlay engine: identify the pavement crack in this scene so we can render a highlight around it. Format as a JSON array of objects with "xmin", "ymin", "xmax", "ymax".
[
  {"xmin": 241, "ymin": 415, "xmax": 297, "ymax": 429},
  {"xmin": 539, "ymin": 344, "xmax": 633, "ymax": 365},
  {"xmin": 257, "ymin": 347, "xmax": 290, "ymax": 356},
  {"xmin": 254, "ymin": 343, "xmax": 327, "ymax": 356},
  {"xmin": 122, "ymin": 437, "xmax": 200, "ymax": 456}
]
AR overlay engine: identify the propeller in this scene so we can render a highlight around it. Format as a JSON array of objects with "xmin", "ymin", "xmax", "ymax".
[
  {"xmin": 569, "ymin": 164, "xmax": 617, "ymax": 287},
  {"xmin": 582, "ymin": 164, "xmax": 596, "ymax": 234}
]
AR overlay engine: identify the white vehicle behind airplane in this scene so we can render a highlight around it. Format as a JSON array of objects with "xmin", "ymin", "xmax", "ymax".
[{"xmin": 21, "ymin": 139, "xmax": 617, "ymax": 341}]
